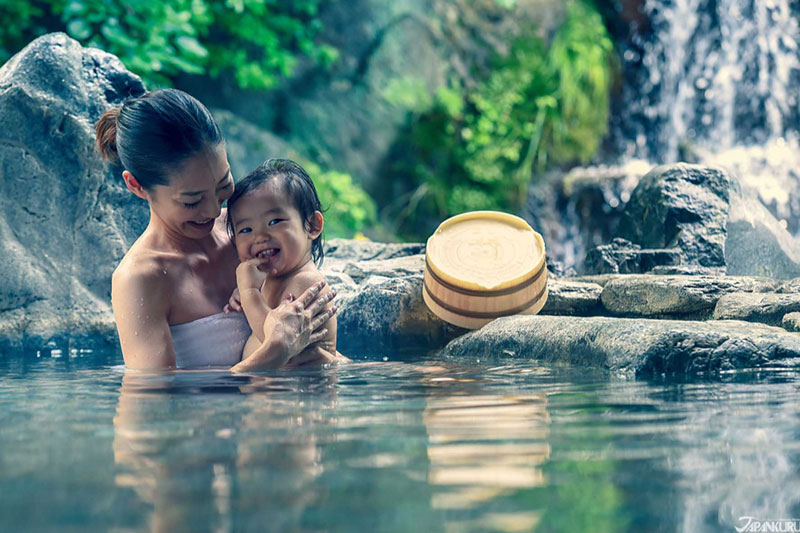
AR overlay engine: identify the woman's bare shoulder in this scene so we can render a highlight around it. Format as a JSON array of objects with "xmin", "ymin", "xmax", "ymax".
[{"xmin": 113, "ymin": 242, "xmax": 186, "ymax": 289}]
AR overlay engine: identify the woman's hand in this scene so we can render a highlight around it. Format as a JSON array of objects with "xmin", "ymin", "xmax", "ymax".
[
  {"xmin": 264, "ymin": 280, "xmax": 337, "ymax": 360},
  {"xmin": 231, "ymin": 280, "xmax": 337, "ymax": 371}
]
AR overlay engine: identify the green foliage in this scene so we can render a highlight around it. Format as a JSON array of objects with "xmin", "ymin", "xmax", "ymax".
[
  {"xmin": 0, "ymin": 0, "xmax": 338, "ymax": 90},
  {"xmin": 382, "ymin": 0, "xmax": 614, "ymax": 239},
  {"xmin": 303, "ymin": 161, "xmax": 378, "ymax": 238},
  {"xmin": 535, "ymin": 459, "xmax": 631, "ymax": 532}
]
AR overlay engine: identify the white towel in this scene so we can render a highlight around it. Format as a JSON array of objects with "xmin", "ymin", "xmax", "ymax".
[{"xmin": 169, "ymin": 312, "xmax": 251, "ymax": 368}]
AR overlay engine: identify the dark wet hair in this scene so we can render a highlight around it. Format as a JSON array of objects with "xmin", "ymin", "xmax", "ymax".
[
  {"xmin": 95, "ymin": 88, "xmax": 222, "ymax": 189},
  {"xmin": 227, "ymin": 159, "xmax": 325, "ymax": 266}
]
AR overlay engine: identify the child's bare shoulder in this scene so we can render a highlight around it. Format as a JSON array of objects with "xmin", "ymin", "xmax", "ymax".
[{"xmin": 282, "ymin": 268, "xmax": 326, "ymax": 296}]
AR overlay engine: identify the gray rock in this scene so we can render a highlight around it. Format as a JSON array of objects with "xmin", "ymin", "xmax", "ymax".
[
  {"xmin": 725, "ymin": 192, "xmax": 800, "ymax": 279},
  {"xmin": 713, "ymin": 292, "xmax": 800, "ymax": 326},
  {"xmin": 523, "ymin": 159, "xmax": 649, "ymax": 271},
  {"xmin": 324, "ymin": 238, "xmax": 425, "ymax": 262},
  {"xmin": 0, "ymin": 33, "xmax": 147, "ymax": 351},
  {"xmin": 541, "ymin": 279, "xmax": 603, "ymax": 316},
  {"xmin": 320, "ymin": 270, "xmax": 359, "ymax": 296},
  {"xmin": 609, "ymin": 163, "xmax": 800, "ymax": 279},
  {"xmin": 441, "ymin": 315, "xmax": 800, "ymax": 375},
  {"xmin": 777, "ymin": 278, "xmax": 800, "ymax": 293},
  {"xmin": 340, "ymin": 255, "xmax": 425, "ymax": 284},
  {"xmin": 648, "ymin": 265, "xmax": 726, "ymax": 276},
  {"xmin": 583, "ymin": 237, "xmax": 681, "ymax": 274},
  {"xmin": 570, "ymin": 274, "xmax": 625, "ymax": 287},
  {"xmin": 213, "ymin": 109, "xmax": 296, "ymax": 181},
  {"xmin": 782, "ymin": 312, "xmax": 800, "ymax": 332},
  {"xmin": 335, "ymin": 274, "xmax": 464, "ymax": 358},
  {"xmin": 601, "ymin": 275, "xmax": 778, "ymax": 317},
  {"xmin": 616, "ymin": 164, "xmax": 731, "ymax": 267}
]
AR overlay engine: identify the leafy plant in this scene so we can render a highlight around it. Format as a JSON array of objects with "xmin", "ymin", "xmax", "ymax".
[
  {"xmin": 0, "ymin": 0, "xmax": 339, "ymax": 90},
  {"xmin": 381, "ymin": 0, "xmax": 614, "ymax": 239},
  {"xmin": 305, "ymin": 161, "xmax": 378, "ymax": 238}
]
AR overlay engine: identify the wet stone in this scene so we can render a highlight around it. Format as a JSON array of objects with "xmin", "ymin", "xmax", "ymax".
[
  {"xmin": 324, "ymin": 239, "xmax": 425, "ymax": 262},
  {"xmin": 648, "ymin": 265, "xmax": 727, "ymax": 276},
  {"xmin": 776, "ymin": 278, "xmax": 800, "ymax": 294},
  {"xmin": 340, "ymin": 255, "xmax": 426, "ymax": 284},
  {"xmin": 584, "ymin": 238, "xmax": 682, "ymax": 274},
  {"xmin": 782, "ymin": 312, "xmax": 800, "ymax": 332},
  {"xmin": 600, "ymin": 275, "xmax": 779, "ymax": 317},
  {"xmin": 541, "ymin": 279, "xmax": 603, "ymax": 316},
  {"xmin": 335, "ymin": 275, "xmax": 464, "ymax": 358},
  {"xmin": 441, "ymin": 315, "xmax": 800, "ymax": 375},
  {"xmin": 713, "ymin": 292, "xmax": 800, "ymax": 326}
]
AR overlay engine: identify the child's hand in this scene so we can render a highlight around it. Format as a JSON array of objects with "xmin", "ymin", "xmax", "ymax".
[
  {"xmin": 236, "ymin": 258, "xmax": 271, "ymax": 291},
  {"xmin": 223, "ymin": 288, "xmax": 242, "ymax": 313}
]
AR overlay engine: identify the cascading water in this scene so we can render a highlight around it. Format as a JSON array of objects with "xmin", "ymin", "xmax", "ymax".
[
  {"xmin": 616, "ymin": 0, "xmax": 800, "ymax": 161},
  {"xmin": 611, "ymin": 0, "xmax": 800, "ymax": 232}
]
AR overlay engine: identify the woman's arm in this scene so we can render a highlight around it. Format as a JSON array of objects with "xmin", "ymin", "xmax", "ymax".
[
  {"xmin": 111, "ymin": 263, "xmax": 176, "ymax": 369},
  {"xmin": 231, "ymin": 280, "xmax": 337, "ymax": 371}
]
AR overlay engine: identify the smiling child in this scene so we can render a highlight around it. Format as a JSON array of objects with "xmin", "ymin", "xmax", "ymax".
[{"xmin": 227, "ymin": 159, "xmax": 338, "ymax": 364}]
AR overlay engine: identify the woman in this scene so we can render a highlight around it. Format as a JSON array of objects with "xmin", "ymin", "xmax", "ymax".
[{"xmin": 95, "ymin": 89, "xmax": 337, "ymax": 370}]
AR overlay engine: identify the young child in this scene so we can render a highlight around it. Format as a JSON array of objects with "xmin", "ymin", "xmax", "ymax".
[{"xmin": 226, "ymin": 159, "xmax": 337, "ymax": 364}]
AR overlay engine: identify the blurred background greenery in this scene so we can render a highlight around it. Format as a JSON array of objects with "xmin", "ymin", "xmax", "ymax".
[{"xmin": 0, "ymin": 0, "xmax": 614, "ymax": 240}]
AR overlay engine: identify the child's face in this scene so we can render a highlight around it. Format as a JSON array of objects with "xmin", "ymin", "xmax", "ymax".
[{"xmin": 230, "ymin": 180, "xmax": 322, "ymax": 276}]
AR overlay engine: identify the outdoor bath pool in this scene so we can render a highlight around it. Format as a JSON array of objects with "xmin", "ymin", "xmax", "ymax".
[{"xmin": 2, "ymin": 348, "xmax": 799, "ymax": 533}]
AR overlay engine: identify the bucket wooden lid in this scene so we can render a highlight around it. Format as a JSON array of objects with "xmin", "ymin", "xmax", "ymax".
[
  {"xmin": 423, "ymin": 211, "xmax": 548, "ymax": 329},
  {"xmin": 425, "ymin": 211, "xmax": 546, "ymax": 291}
]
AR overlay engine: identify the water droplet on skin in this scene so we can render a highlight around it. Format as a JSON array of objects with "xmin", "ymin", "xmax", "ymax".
[{"xmin": 134, "ymin": 331, "xmax": 139, "ymax": 336}]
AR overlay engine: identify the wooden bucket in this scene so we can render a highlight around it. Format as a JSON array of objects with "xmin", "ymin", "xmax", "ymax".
[{"xmin": 423, "ymin": 211, "xmax": 547, "ymax": 329}]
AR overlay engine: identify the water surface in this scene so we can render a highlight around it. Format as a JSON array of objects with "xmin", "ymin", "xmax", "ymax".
[{"xmin": 2, "ymin": 349, "xmax": 799, "ymax": 532}]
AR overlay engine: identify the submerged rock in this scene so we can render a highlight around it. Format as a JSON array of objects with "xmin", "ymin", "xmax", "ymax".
[
  {"xmin": 600, "ymin": 275, "xmax": 778, "ymax": 317},
  {"xmin": 0, "ymin": 33, "xmax": 147, "ymax": 350},
  {"xmin": 442, "ymin": 315, "xmax": 800, "ymax": 375},
  {"xmin": 713, "ymin": 292, "xmax": 800, "ymax": 326}
]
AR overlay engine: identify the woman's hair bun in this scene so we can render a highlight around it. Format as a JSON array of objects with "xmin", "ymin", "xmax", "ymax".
[{"xmin": 95, "ymin": 107, "xmax": 122, "ymax": 164}]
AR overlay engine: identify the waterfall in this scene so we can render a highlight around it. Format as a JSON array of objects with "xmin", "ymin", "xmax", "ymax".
[
  {"xmin": 616, "ymin": 0, "xmax": 800, "ymax": 160},
  {"xmin": 612, "ymin": 0, "xmax": 800, "ymax": 232}
]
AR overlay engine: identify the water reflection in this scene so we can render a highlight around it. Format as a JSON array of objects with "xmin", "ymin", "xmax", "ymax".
[
  {"xmin": 112, "ymin": 369, "xmax": 338, "ymax": 533},
  {"xmin": 421, "ymin": 374, "xmax": 551, "ymax": 531},
  {"xmin": 105, "ymin": 363, "xmax": 800, "ymax": 533}
]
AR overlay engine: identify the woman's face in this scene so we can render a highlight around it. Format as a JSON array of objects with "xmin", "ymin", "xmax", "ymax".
[{"xmin": 147, "ymin": 143, "xmax": 233, "ymax": 239}]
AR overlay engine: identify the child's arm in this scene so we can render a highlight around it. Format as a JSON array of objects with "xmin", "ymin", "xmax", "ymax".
[{"xmin": 236, "ymin": 258, "xmax": 272, "ymax": 342}]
